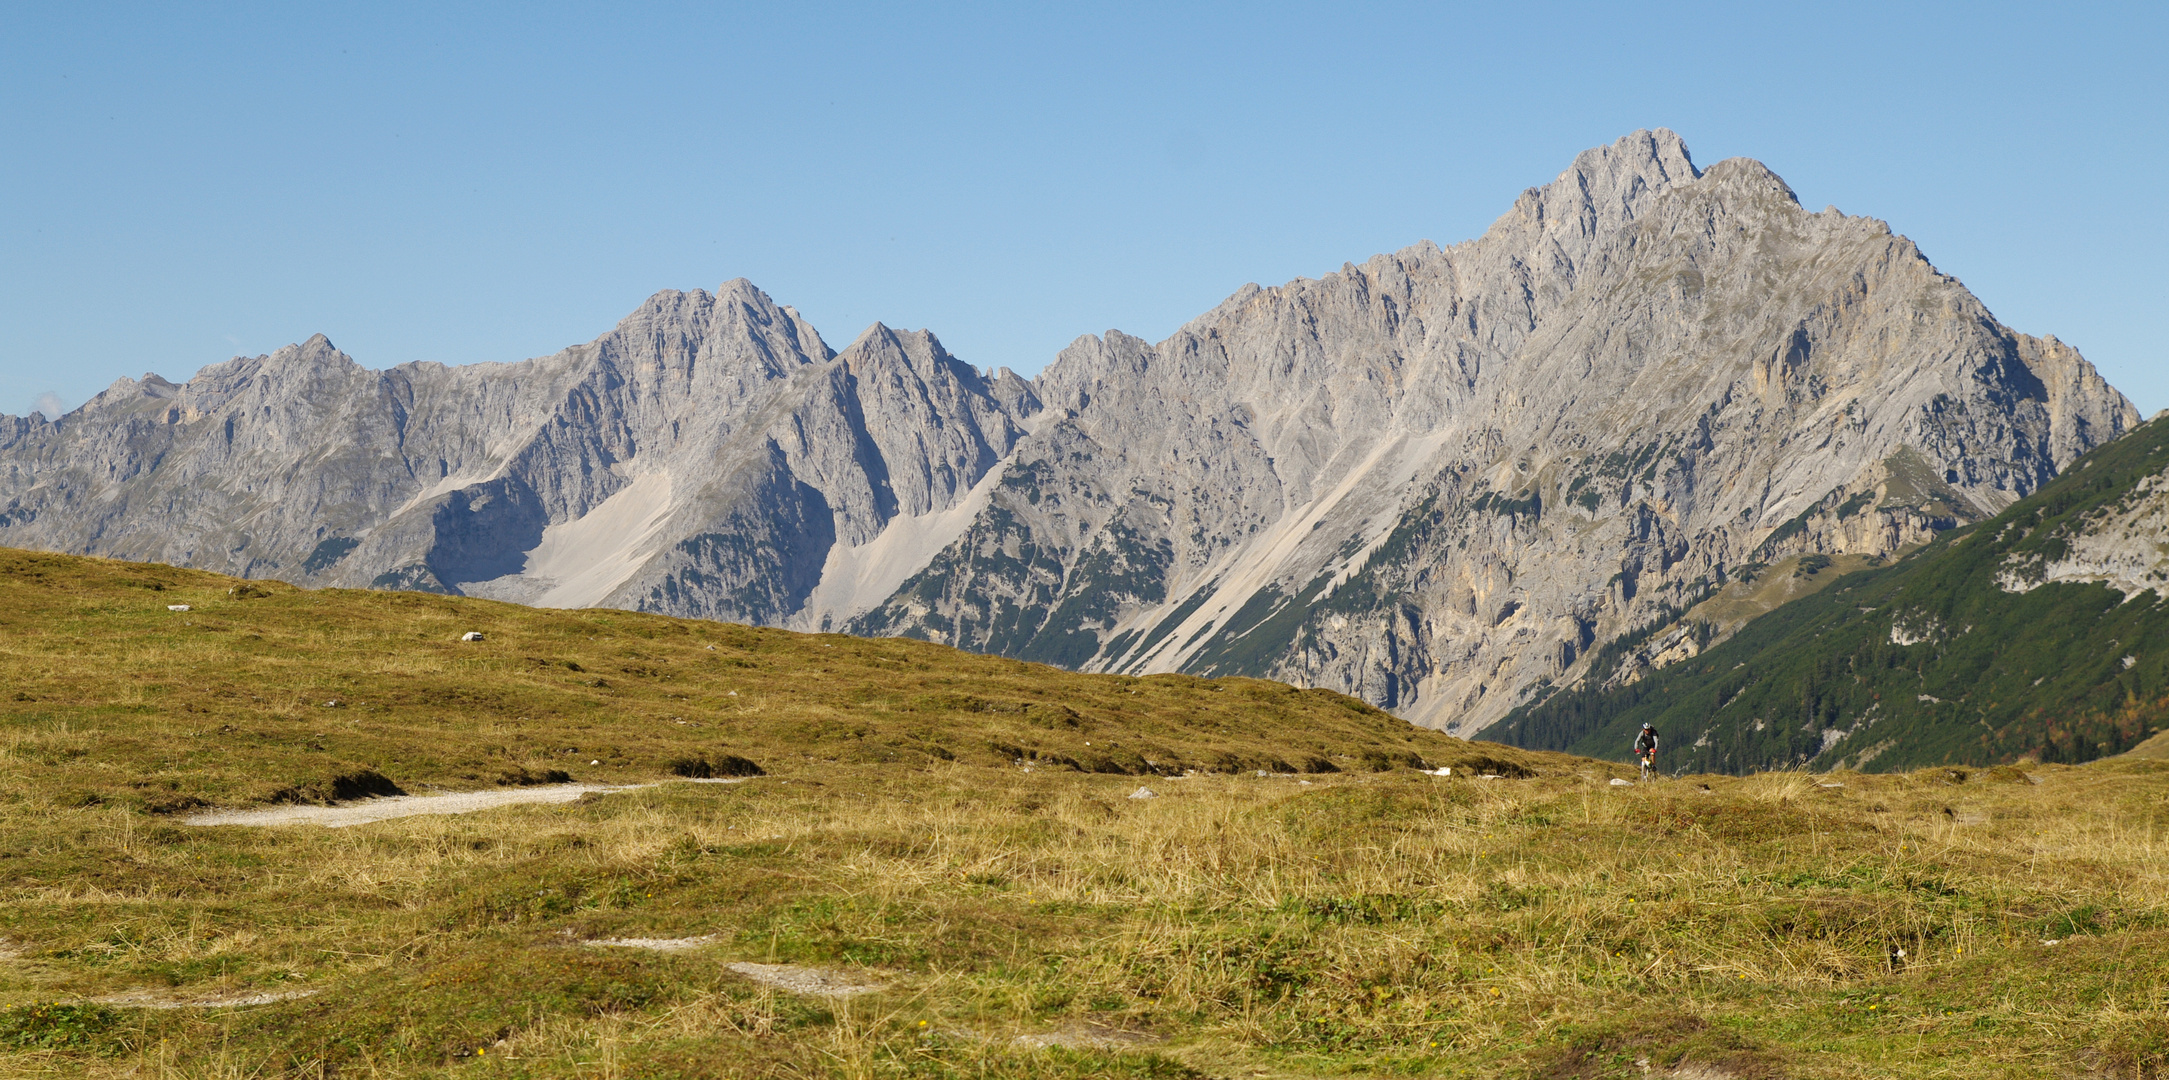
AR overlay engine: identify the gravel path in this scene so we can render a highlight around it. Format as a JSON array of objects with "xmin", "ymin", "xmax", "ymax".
[{"xmin": 184, "ymin": 778, "xmax": 750, "ymax": 828}]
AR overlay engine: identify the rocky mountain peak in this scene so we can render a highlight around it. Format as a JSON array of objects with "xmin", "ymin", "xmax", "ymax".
[
  {"xmin": 852, "ymin": 131, "xmax": 2139, "ymax": 733},
  {"xmin": 0, "ymin": 132, "xmax": 2141, "ymax": 737},
  {"xmin": 1495, "ymin": 128, "xmax": 1701, "ymax": 249},
  {"xmin": 1696, "ymin": 156, "xmax": 1800, "ymax": 204}
]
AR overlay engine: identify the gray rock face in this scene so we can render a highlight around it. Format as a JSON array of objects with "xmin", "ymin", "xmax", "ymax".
[
  {"xmin": 1995, "ymin": 467, "xmax": 2169, "ymax": 599},
  {"xmin": 0, "ymin": 130, "xmax": 2139, "ymax": 735},
  {"xmin": 0, "ymin": 281, "xmax": 1038, "ymax": 625},
  {"xmin": 849, "ymin": 130, "xmax": 2138, "ymax": 733}
]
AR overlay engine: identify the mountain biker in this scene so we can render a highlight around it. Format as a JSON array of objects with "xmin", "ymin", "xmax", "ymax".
[{"xmin": 1633, "ymin": 722, "xmax": 1659, "ymax": 776}]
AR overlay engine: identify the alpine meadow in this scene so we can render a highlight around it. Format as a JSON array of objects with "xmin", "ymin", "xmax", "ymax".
[{"xmin": 2, "ymin": 122, "xmax": 2166, "ymax": 1080}]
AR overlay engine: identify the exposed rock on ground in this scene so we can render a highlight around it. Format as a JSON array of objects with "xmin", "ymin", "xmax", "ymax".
[
  {"xmin": 91, "ymin": 989, "xmax": 319, "ymax": 1009},
  {"xmin": 584, "ymin": 936, "xmax": 720, "ymax": 952},
  {"xmin": 724, "ymin": 962, "xmax": 885, "ymax": 998},
  {"xmin": 1010, "ymin": 1021, "xmax": 1159, "ymax": 1050}
]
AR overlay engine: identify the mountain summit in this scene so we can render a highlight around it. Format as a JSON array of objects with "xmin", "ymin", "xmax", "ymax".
[{"xmin": 0, "ymin": 131, "xmax": 2137, "ymax": 733}]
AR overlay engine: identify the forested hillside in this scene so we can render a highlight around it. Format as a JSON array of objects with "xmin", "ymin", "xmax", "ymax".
[{"xmin": 1493, "ymin": 416, "xmax": 2169, "ymax": 773}]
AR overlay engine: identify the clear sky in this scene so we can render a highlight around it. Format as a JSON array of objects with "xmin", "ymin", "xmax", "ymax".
[{"xmin": 4, "ymin": 1, "xmax": 2163, "ymax": 418}]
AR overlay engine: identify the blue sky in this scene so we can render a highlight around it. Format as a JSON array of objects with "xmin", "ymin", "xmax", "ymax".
[{"xmin": 3, "ymin": 1, "xmax": 2163, "ymax": 416}]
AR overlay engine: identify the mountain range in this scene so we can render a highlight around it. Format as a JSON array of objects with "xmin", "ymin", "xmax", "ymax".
[{"xmin": 0, "ymin": 129, "xmax": 2140, "ymax": 736}]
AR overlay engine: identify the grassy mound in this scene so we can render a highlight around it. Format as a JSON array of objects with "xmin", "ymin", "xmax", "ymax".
[{"xmin": 0, "ymin": 546, "xmax": 1539, "ymax": 814}]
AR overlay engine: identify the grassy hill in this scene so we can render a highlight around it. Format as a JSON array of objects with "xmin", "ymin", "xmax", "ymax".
[
  {"xmin": 3, "ymin": 550, "xmax": 2169, "ymax": 1077},
  {"xmin": 1494, "ymin": 416, "xmax": 2169, "ymax": 775},
  {"xmin": 0, "ymin": 546, "xmax": 1535, "ymax": 813}
]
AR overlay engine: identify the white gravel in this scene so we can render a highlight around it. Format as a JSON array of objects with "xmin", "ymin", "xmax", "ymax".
[
  {"xmin": 93, "ymin": 989, "xmax": 319, "ymax": 1009},
  {"xmin": 1011, "ymin": 1022, "xmax": 1157, "ymax": 1050},
  {"xmin": 726, "ymin": 962, "xmax": 885, "ymax": 997},
  {"xmin": 586, "ymin": 935, "xmax": 720, "ymax": 952},
  {"xmin": 184, "ymin": 778, "xmax": 750, "ymax": 828}
]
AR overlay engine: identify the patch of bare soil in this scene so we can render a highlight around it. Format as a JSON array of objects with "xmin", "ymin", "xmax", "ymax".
[
  {"xmin": 184, "ymin": 778, "xmax": 750, "ymax": 828},
  {"xmin": 725, "ymin": 962, "xmax": 885, "ymax": 997}
]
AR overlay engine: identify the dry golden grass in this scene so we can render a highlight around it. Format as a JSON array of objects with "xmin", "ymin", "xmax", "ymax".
[
  {"xmin": 3, "ymin": 548, "xmax": 2168, "ymax": 1077},
  {"xmin": 6, "ymin": 758, "xmax": 2168, "ymax": 1078}
]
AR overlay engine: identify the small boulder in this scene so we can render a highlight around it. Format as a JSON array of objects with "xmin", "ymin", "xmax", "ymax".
[
  {"xmin": 167, "ymin": 604, "xmax": 191, "ymax": 612},
  {"xmin": 460, "ymin": 631, "xmax": 485, "ymax": 642},
  {"xmin": 1127, "ymin": 786, "xmax": 1158, "ymax": 800},
  {"xmin": 1609, "ymin": 778, "xmax": 1634, "ymax": 787}
]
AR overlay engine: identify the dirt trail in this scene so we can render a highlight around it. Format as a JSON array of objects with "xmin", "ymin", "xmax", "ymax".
[{"xmin": 184, "ymin": 778, "xmax": 750, "ymax": 828}]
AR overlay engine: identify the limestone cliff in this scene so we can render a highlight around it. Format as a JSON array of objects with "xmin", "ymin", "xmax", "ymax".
[
  {"xmin": 850, "ymin": 130, "xmax": 2139, "ymax": 733},
  {"xmin": 0, "ymin": 283, "xmax": 1038, "ymax": 625},
  {"xmin": 0, "ymin": 131, "xmax": 2138, "ymax": 735}
]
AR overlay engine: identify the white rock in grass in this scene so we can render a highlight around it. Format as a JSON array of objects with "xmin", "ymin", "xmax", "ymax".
[
  {"xmin": 1610, "ymin": 778, "xmax": 1635, "ymax": 787},
  {"xmin": 587, "ymin": 935, "xmax": 718, "ymax": 952},
  {"xmin": 167, "ymin": 604, "xmax": 191, "ymax": 612},
  {"xmin": 1127, "ymin": 786, "xmax": 1158, "ymax": 800},
  {"xmin": 460, "ymin": 631, "xmax": 485, "ymax": 641},
  {"xmin": 726, "ymin": 962, "xmax": 885, "ymax": 998}
]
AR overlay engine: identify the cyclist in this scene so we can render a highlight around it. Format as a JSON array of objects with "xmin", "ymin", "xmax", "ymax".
[{"xmin": 1633, "ymin": 722, "xmax": 1660, "ymax": 779}]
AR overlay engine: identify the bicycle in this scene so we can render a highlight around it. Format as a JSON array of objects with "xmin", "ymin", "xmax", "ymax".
[{"xmin": 1638, "ymin": 751, "xmax": 1657, "ymax": 782}]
